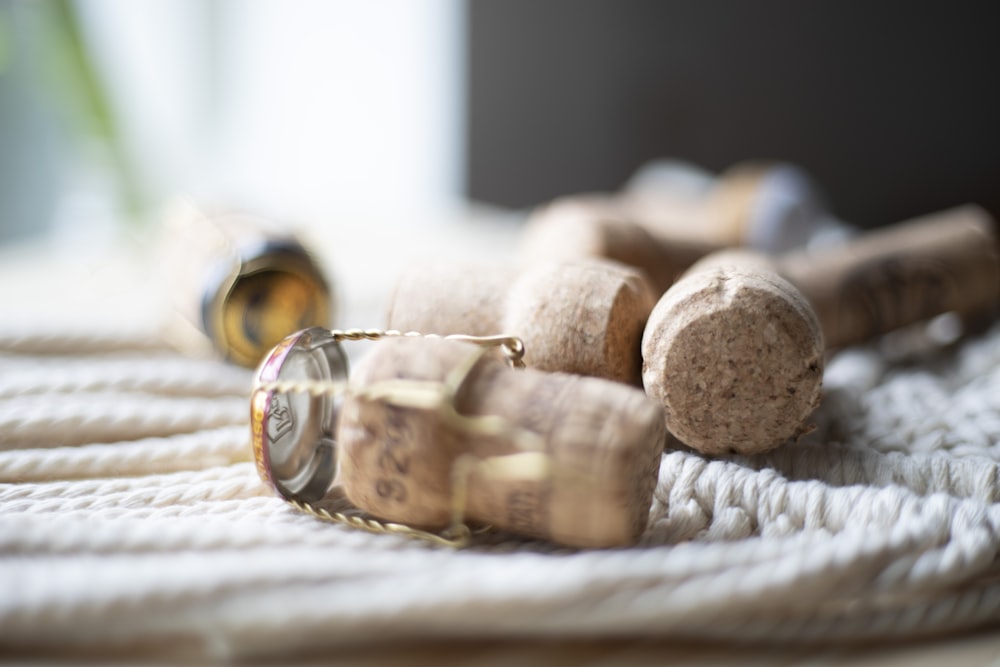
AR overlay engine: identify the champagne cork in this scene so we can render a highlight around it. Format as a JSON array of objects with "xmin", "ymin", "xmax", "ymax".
[
  {"xmin": 630, "ymin": 161, "xmax": 831, "ymax": 254},
  {"xmin": 642, "ymin": 254, "xmax": 825, "ymax": 456},
  {"xmin": 522, "ymin": 162, "xmax": 832, "ymax": 293},
  {"xmin": 385, "ymin": 260, "xmax": 657, "ymax": 385},
  {"xmin": 777, "ymin": 205, "xmax": 1000, "ymax": 349},
  {"xmin": 337, "ymin": 337, "xmax": 667, "ymax": 548},
  {"xmin": 641, "ymin": 205, "xmax": 999, "ymax": 455}
]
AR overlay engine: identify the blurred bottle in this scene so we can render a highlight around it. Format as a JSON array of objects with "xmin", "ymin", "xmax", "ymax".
[{"xmin": 159, "ymin": 199, "xmax": 335, "ymax": 368}]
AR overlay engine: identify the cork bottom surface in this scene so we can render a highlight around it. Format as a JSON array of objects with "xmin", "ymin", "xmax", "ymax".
[{"xmin": 643, "ymin": 267, "xmax": 824, "ymax": 455}]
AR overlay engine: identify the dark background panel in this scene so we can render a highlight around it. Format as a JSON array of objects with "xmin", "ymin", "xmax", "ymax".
[{"xmin": 466, "ymin": 0, "xmax": 1000, "ymax": 227}]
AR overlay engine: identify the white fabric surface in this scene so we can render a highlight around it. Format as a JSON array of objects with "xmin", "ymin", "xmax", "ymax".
[{"xmin": 2, "ymin": 229, "xmax": 1000, "ymax": 658}]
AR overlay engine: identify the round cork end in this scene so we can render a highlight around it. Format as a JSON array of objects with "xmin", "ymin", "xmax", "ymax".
[
  {"xmin": 641, "ymin": 264, "xmax": 824, "ymax": 455},
  {"xmin": 506, "ymin": 259, "xmax": 656, "ymax": 385}
]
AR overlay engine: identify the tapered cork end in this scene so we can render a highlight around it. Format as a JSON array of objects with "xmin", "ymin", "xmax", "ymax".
[{"xmin": 642, "ymin": 264, "xmax": 824, "ymax": 455}]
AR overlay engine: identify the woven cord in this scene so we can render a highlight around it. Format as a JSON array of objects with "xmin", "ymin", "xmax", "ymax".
[{"xmin": 4, "ymin": 322, "xmax": 1000, "ymax": 655}]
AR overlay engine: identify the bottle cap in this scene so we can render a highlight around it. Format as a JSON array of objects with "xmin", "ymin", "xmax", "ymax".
[{"xmin": 250, "ymin": 327, "xmax": 348, "ymax": 502}]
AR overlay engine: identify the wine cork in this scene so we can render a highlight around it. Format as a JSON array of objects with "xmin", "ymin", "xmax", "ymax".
[
  {"xmin": 777, "ymin": 205, "xmax": 1000, "ymax": 349},
  {"xmin": 385, "ymin": 259, "xmax": 657, "ymax": 385},
  {"xmin": 626, "ymin": 161, "xmax": 832, "ymax": 252},
  {"xmin": 336, "ymin": 337, "xmax": 667, "ymax": 548},
  {"xmin": 522, "ymin": 162, "xmax": 832, "ymax": 293},
  {"xmin": 520, "ymin": 195, "xmax": 717, "ymax": 292},
  {"xmin": 641, "ymin": 205, "xmax": 999, "ymax": 455},
  {"xmin": 642, "ymin": 255, "xmax": 825, "ymax": 455}
]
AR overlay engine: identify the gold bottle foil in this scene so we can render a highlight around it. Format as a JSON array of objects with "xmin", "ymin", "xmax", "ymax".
[{"xmin": 160, "ymin": 200, "xmax": 334, "ymax": 367}]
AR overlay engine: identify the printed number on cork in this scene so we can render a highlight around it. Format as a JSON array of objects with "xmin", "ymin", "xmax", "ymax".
[
  {"xmin": 506, "ymin": 488, "xmax": 541, "ymax": 534},
  {"xmin": 374, "ymin": 405, "xmax": 410, "ymax": 503}
]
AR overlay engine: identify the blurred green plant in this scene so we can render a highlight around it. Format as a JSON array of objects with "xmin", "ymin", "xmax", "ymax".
[
  {"xmin": 0, "ymin": 8, "xmax": 10, "ymax": 75},
  {"xmin": 2, "ymin": 0, "xmax": 144, "ymax": 225}
]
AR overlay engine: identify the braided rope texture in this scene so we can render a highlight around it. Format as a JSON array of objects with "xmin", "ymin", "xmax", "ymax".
[{"xmin": 3, "ymin": 322, "xmax": 1000, "ymax": 659}]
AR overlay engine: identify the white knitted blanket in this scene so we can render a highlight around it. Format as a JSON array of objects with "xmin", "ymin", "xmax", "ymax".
[{"xmin": 3, "ymin": 239, "xmax": 1000, "ymax": 658}]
